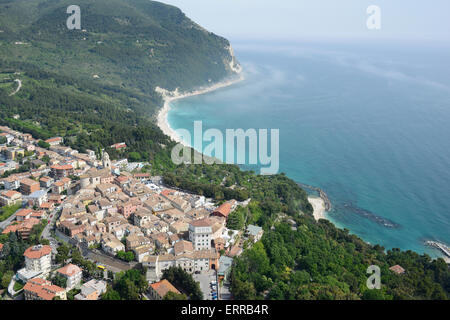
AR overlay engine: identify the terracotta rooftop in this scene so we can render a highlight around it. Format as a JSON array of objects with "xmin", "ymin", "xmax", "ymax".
[
  {"xmin": 16, "ymin": 208, "xmax": 33, "ymax": 217},
  {"xmin": 213, "ymin": 202, "xmax": 232, "ymax": 217},
  {"xmin": 150, "ymin": 279, "xmax": 180, "ymax": 298},
  {"xmin": 20, "ymin": 178, "xmax": 39, "ymax": 186},
  {"xmin": 389, "ymin": 265, "xmax": 405, "ymax": 274},
  {"xmin": 57, "ymin": 263, "xmax": 82, "ymax": 277},
  {"xmin": 23, "ymin": 278, "xmax": 64, "ymax": 300},
  {"xmin": 23, "ymin": 245, "xmax": 52, "ymax": 259},
  {"xmin": 1, "ymin": 190, "xmax": 21, "ymax": 198},
  {"xmin": 190, "ymin": 217, "xmax": 213, "ymax": 228}
]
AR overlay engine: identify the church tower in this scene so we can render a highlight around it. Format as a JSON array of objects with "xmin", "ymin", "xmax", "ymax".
[{"xmin": 102, "ymin": 151, "xmax": 111, "ymax": 170}]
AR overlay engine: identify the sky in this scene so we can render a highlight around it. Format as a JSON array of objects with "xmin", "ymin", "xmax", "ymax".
[{"xmin": 161, "ymin": 0, "xmax": 450, "ymax": 44}]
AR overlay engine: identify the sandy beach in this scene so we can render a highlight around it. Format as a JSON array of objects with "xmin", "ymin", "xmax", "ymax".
[
  {"xmin": 156, "ymin": 73, "xmax": 245, "ymax": 147},
  {"xmin": 308, "ymin": 196, "xmax": 328, "ymax": 221}
]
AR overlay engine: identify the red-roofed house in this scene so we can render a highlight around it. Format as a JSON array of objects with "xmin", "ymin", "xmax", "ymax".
[
  {"xmin": 0, "ymin": 190, "xmax": 22, "ymax": 207},
  {"xmin": 23, "ymin": 245, "xmax": 52, "ymax": 274},
  {"xmin": 110, "ymin": 142, "xmax": 127, "ymax": 150},
  {"xmin": 16, "ymin": 208, "xmax": 33, "ymax": 221},
  {"xmin": 212, "ymin": 202, "xmax": 232, "ymax": 219},
  {"xmin": 149, "ymin": 279, "xmax": 181, "ymax": 300},
  {"xmin": 24, "ymin": 278, "xmax": 66, "ymax": 300},
  {"xmin": 20, "ymin": 178, "xmax": 40, "ymax": 195},
  {"xmin": 389, "ymin": 265, "xmax": 405, "ymax": 275},
  {"xmin": 50, "ymin": 164, "xmax": 74, "ymax": 179},
  {"xmin": 45, "ymin": 137, "xmax": 63, "ymax": 146},
  {"xmin": 56, "ymin": 264, "xmax": 82, "ymax": 290}
]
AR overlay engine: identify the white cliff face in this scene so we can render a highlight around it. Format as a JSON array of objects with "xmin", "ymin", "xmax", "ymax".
[{"xmin": 226, "ymin": 44, "xmax": 243, "ymax": 74}]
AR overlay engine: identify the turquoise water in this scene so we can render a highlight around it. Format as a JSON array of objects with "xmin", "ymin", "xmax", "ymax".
[{"xmin": 168, "ymin": 40, "xmax": 450, "ymax": 257}]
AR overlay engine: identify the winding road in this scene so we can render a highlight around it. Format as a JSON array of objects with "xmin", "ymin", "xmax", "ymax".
[{"xmin": 9, "ymin": 79, "xmax": 22, "ymax": 96}]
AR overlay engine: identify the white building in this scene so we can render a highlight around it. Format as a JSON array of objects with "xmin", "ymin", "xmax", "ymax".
[
  {"xmin": 189, "ymin": 218, "xmax": 213, "ymax": 250},
  {"xmin": 56, "ymin": 263, "xmax": 82, "ymax": 290},
  {"xmin": 18, "ymin": 245, "xmax": 52, "ymax": 281}
]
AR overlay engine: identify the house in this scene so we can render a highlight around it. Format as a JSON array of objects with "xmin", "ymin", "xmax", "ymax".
[
  {"xmin": 23, "ymin": 245, "xmax": 52, "ymax": 275},
  {"xmin": 218, "ymin": 255, "xmax": 233, "ymax": 282},
  {"xmin": 133, "ymin": 245, "xmax": 154, "ymax": 262},
  {"xmin": 148, "ymin": 279, "xmax": 181, "ymax": 300},
  {"xmin": 24, "ymin": 278, "xmax": 66, "ymax": 300},
  {"xmin": 27, "ymin": 189, "xmax": 48, "ymax": 207},
  {"xmin": 2, "ymin": 218, "xmax": 40, "ymax": 240},
  {"xmin": 4, "ymin": 147, "xmax": 24, "ymax": 160},
  {"xmin": 389, "ymin": 265, "xmax": 405, "ymax": 275},
  {"xmin": 74, "ymin": 279, "xmax": 107, "ymax": 300},
  {"xmin": 56, "ymin": 264, "xmax": 83, "ymax": 290},
  {"xmin": 110, "ymin": 142, "xmax": 127, "ymax": 150},
  {"xmin": 96, "ymin": 183, "xmax": 120, "ymax": 196},
  {"xmin": 101, "ymin": 235, "xmax": 125, "ymax": 256},
  {"xmin": 59, "ymin": 220, "xmax": 85, "ymax": 237},
  {"xmin": 45, "ymin": 137, "xmax": 63, "ymax": 146},
  {"xmin": 118, "ymin": 200, "xmax": 138, "ymax": 219},
  {"xmin": 39, "ymin": 176, "xmax": 54, "ymax": 188},
  {"xmin": 50, "ymin": 164, "xmax": 74, "ymax": 179},
  {"xmin": 20, "ymin": 178, "xmax": 40, "ymax": 195},
  {"xmin": 246, "ymin": 224, "xmax": 264, "ymax": 242},
  {"xmin": 0, "ymin": 190, "xmax": 22, "ymax": 207},
  {"xmin": 16, "ymin": 208, "xmax": 33, "ymax": 221},
  {"xmin": 212, "ymin": 201, "xmax": 232, "ymax": 219},
  {"xmin": 189, "ymin": 218, "xmax": 213, "ymax": 250},
  {"xmin": 3, "ymin": 175, "xmax": 21, "ymax": 190}
]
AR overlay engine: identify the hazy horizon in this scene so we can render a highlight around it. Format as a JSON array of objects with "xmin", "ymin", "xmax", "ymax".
[{"xmin": 161, "ymin": 0, "xmax": 450, "ymax": 44}]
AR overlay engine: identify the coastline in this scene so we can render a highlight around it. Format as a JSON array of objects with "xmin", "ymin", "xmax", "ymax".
[
  {"xmin": 308, "ymin": 196, "xmax": 328, "ymax": 221},
  {"xmin": 156, "ymin": 72, "xmax": 245, "ymax": 147}
]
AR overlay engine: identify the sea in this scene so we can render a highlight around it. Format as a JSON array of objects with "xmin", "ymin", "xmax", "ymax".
[{"xmin": 167, "ymin": 39, "xmax": 450, "ymax": 257}]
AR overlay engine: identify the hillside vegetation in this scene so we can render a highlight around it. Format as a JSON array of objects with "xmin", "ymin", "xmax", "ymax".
[{"xmin": 0, "ymin": 0, "xmax": 448, "ymax": 301}]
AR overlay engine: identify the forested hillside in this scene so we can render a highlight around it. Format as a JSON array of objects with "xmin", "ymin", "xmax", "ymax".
[{"xmin": 0, "ymin": 0, "xmax": 448, "ymax": 301}]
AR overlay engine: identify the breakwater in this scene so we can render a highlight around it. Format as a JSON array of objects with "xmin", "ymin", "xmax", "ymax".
[{"xmin": 298, "ymin": 182, "xmax": 332, "ymax": 211}]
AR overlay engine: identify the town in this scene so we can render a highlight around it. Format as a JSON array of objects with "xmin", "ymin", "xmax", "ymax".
[{"xmin": 0, "ymin": 125, "xmax": 264, "ymax": 300}]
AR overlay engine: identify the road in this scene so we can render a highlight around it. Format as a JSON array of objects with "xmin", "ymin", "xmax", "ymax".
[
  {"xmin": 41, "ymin": 205, "xmax": 62, "ymax": 254},
  {"xmin": 0, "ymin": 210, "xmax": 19, "ymax": 230},
  {"xmin": 9, "ymin": 79, "xmax": 22, "ymax": 96},
  {"xmin": 85, "ymin": 249, "xmax": 134, "ymax": 273}
]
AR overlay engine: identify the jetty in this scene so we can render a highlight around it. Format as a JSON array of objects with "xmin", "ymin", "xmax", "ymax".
[
  {"xmin": 298, "ymin": 183, "xmax": 332, "ymax": 211},
  {"xmin": 425, "ymin": 241, "xmax": 450, "ymax": 259}
]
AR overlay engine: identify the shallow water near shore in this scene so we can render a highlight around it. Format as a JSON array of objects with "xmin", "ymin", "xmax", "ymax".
[{"xmin": 167, "ymin": 40, "xmax": 450, "ymax": 257}]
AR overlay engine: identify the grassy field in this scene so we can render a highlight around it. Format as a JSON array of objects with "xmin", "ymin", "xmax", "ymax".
[{"xmin": 0, "ymin": 203, "xmax": 22, "ymax": 222}]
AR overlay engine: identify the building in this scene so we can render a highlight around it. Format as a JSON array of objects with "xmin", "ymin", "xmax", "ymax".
[
  {"xmin": 0, "ymin": 190, "xmax": 22, "ymax": 207},
  {"xmin": 20, "ymin": 178, "xmax": 40, "ymax": 195},
  {"xmin": 4, "ymin": 147, "xmax": 24, "ymax": 160},
  {"xmin": 189, "ymin": 218, "xmax": 213, "ymax": 250},
  {"xmin": 39, "ymin": 176, "xmax": 54, "ymax": 188},
  {"xmin": 101, "ymin": 236, "xmax": 125, "ymax": 256},
  {"xmin": 110, "ymin": 142, "xmax": 127, "ymax": 151},
  {"xmin": 74, "ymin": 279, "xmax": 107, "ymax": 300},
  {"xmin": 56, "ymin": 264, "xmax": 83, "ymax": 290},
  {"xmin": 23, "ymin": 245, "xmax": 52, "ymax": 275},
  {"xmin": 45, "ymin": 137, "xmax": 63, "ymax": 146},
  {"xmin": 218, "ymin": 255, "xmax": 233, "ymax": 282},
  {"xmin": 389, "ymin": 265, "xmax": 405, "ymax": 275},
  {"xmin": 148, "ymin": 279, "xmax": 180, "ymax": 300},
  {"xmin": 50, "ymin": 164, "xmax": 74, "ymax": 179},
  {"xmin": 23, "ymin": 278, "xmax": 66, "ymax": 300},
  {"xmin": 246, "ymin": 224, "xmax": 264, "ymax": 243},
  {"xmin": 212, "ymin": 201, "xmax": 232, "ymax": 219},
  {"xmin": 16, "ymin": 208, "xmax": 33, "ymax": 221},
  {"xmin": 27, "ymin": 189, "xmax": 48, "ymax": 207},
  {"xmin": 2, "ymin": 217, "xmax": 40, "ymax": 241}
]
